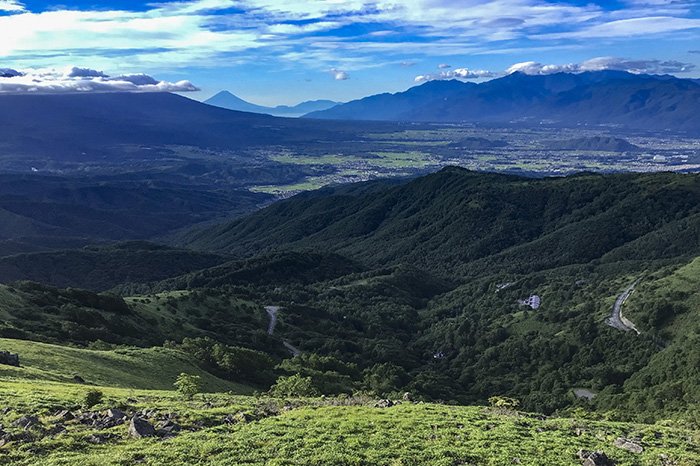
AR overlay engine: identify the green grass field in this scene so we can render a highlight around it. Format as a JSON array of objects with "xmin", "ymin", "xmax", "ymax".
[
  {"xmin": 0, "ymin": 338, "xmax": 250, "ymax": 393},
  {"xmin": 0, "ymin": 336, "xmax": 698, "ymax": 465}
]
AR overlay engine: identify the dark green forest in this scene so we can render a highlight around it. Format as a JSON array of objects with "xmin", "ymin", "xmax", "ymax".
[{"xmin": 2, "ymin": 167, "xmax": 700, "ymax": 421}]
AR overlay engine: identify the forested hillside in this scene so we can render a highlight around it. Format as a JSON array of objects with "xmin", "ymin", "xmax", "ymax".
[{"xmin": 2, "ymin": 168, "xmax": 700, "ymax": 419}]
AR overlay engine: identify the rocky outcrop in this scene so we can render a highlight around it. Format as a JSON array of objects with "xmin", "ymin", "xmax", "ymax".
[
  {"xmin": 578, "ymin": 450, "xmax": 612, "ymax": 466},
  {"xmin": 128, "ymin": 416, "xmax": 156, "ymax": 438},
  {"xmin": 0, "ymin": 351, "xmax": 19, "ymax": 367},
  {"xmin": 614, "ymin": 437, "xmax": 644, "ymax": 454}
]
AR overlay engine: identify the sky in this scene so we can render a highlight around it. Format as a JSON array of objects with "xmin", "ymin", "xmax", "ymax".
[{"xmin": 0, "ymin": 0, "xmax": 699, "ymax": 105}]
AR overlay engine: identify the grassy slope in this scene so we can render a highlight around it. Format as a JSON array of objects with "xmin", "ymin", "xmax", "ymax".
[
  {"xmin": 0, "ymin": 338, "xmax": 251, "ymax": 393},
  {"xmin": 0, "ymin": 378, "xmax": 697, "ymax": 466}
]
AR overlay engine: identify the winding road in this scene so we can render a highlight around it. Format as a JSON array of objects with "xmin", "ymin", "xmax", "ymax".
[
  {"xmin": 265, "ymin": 306, "xmax": 280, "ymax": 335},
  {"xmin": 607, "ymin": 281, "xmax": 641, "ymax": 335},
  {"xmin": 264, "ymin": 305, "xmax": 301, "ymax": 356}
]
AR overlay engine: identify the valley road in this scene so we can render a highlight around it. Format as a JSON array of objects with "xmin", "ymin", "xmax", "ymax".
[
  {"xmin": 607, "ymin": 281, "xmax": 641, "ymax": 334},
  {"xmin": 265, "ymin": 305, "xmax": 301, "ymax": 356}
]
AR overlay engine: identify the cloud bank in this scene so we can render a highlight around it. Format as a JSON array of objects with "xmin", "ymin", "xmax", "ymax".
[
  {"xmin": 0, "ymin": 66, "xmax": 198, "ymax": 94},
  {"xmin": 506, "ymin": 57, "xmax": 696, "ymax": 75},
  {"xmin": 415, "ymin": 57, "xmax": 697, "ymax": 82},
  {"xmin": 415, "ymin": 68, "xmax": 499, "ymax": 83}
]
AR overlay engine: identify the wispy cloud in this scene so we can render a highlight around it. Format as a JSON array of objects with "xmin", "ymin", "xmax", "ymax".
[
  {"xmin": 0, "ymin": 66, "xmax": 198, "ymax": 93},
  {"xmin": 0, "ymin": 0, "xmax": 698, "ymax": 87}
]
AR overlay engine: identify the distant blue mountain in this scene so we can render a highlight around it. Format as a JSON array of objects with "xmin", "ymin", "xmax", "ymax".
[
  {"xmin": 305, "ymin": 71, "xmax": 700, "ymax": 133},
  {"xmin": 205, "ymin": 90, "xmax": 339, "ymax": 117}
]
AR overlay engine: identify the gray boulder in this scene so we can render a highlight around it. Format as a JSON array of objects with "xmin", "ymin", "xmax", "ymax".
[
  {"xmin": 128, "ymin": 417, "xmax": 156, "ymax": 438},
  {"xmin": 12, "ymin": 415, "xmax": 39, "ymax": 429},
  {"xmin": 106, "ymin": 409, "xmax": 126, "ymax": 421},
  {"xmin": 0, "ymin": 351, "xmax": 19, "ymax": 367},
  {"xmin": 614, "ymin": 437, "xmax": 644, "ymax": 454},
  {"xmin": 578, "ymin": 450, "xmax": 612, "ymax": 466},
  {"xmin": 374, "ymin": 399, "xmax": 395, "ymax": 408},
  {"xmin": 156, "ymin": 420, "xmax": 181, "ymax": 437},
  {"xmin": 55, "ymin": 410, "xmax": 75, "ymax": 421}
]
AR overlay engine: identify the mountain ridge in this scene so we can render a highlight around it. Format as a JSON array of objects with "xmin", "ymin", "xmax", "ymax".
[
  {"xmin": 205, "ymin": 90, "xmax": 339, "ymax": 117},
  {"xmin": 305, "ymin": 71, "xmax": 700, "ymax": 133}
]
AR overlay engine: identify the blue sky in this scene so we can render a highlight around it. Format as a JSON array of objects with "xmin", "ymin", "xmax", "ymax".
[{"xmin": 1, "ymin": 0, "xmax": 699, "ymax": 105}]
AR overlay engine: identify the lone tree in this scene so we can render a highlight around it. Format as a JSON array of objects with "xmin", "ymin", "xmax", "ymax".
[{"xmin": 174, "ymin": 373, "xmax": 202, "ymax": 399}]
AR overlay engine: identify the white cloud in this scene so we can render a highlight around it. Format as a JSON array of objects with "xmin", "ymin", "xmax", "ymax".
[
  {"xmin": 330, "ymin": 68, "xmax": 350, "ymax": 80},
  {"xmin": 506, "ymin": 57, "xmax": 696, "ymax": 75},
  {"xmin": 0, "ymin": 66, "xmax": 198, "ymax": 94},
  {"xmin": 537, "ymin": 16, "xmax": 700, "ymax": 39},
  {"xmin": 506, "ymin": 61, "xmax": 579, "ymax": 75},
  {"xmin": 0, "ymin": 0, "xmax": 698, "ymax": 78},
  {"xmin": 0, "ymin": 0, "xmax": 24, "ymax": 12},
  {"xmin": 438, "ymin": 63, "xmax": 451, "ymax": 69},
  {"xmin": 415, "ymin": 67, "xmax": 499, "ymax": 83},
  {"xmin": 415, "ymin": 55, "xmax": 697, "ymax": 84}
]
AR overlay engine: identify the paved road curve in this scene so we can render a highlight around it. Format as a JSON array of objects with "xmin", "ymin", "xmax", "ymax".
[
  {"xmin": 607, "ymin": 281, "xmax": 641, "ymax": 334},
  {"xmin": 265, "ymin": 306, "xmax": 280, "ymax": 335},
  {"xmin": 265, "ymin": 305, "xmax": 301, "ymax": 356}
]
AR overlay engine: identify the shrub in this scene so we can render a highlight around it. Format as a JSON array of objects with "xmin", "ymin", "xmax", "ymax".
[
  {"xmin": 488, "ymin": 396, "xmax": 520, "ymax": 412},
  {"xmin": 83, "ymin": 389, "xmax": 104, "ymax": 408},
  {"xmin": 269, "ymin": 374, "xmax": 319, "ymax": 397},
  {"xmin": 174, "ymin": 373, "xmax": 202, "ymax": 399}
]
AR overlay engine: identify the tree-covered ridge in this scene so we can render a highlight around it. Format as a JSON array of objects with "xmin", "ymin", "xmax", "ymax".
[
  {"xmin": 2, "ymin": 169, "xmax": 700, "ymax": 420},
  {"xmin": 183, "ymin": 168, "xmax": 700, "ymax": 275}
]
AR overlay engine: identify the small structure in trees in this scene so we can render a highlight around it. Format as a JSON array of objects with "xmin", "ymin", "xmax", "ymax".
[{"xmin": 519, "ymin": 295, "xmax": 541, "ymax": 310}]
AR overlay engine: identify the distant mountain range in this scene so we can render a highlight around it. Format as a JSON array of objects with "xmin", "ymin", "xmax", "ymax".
[
  {"xmin": 305, "ymin": 71, "xmax": 700, "ymax": 133},
  {"xmin": 205, "ymin": 90, "xmax": 339, "ymax": 117},
  {"xmin": 0, "ymin": 92, "xmax": 378, "ymax": 161}
]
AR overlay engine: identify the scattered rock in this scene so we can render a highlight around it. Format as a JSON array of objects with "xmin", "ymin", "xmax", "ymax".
[
  {"xmin": 139, "ymin": 409, "xmax": 156, "ymax": 419},
  {"xmin": 106, "ymin": 409, "xmax": 126, "ymax": 421},
  {"xmin": 402, "ymin": 392, "xmax": 412, "ymax": 402},
  {"xmin": 86, "ymin": 433, "xmax": 117, "ymax": 444},
  {"xmin": 374, "ymin": 399, "xmax": 395, "ymax": 408},
  {"xmin": 578, "ymin": 450, "xmax": 612, "ymax": 466},
  {"xmin": 12, "ymin": 415, "xmax": 39, "ymax": 429},
  {"xmin": 223, "ymin": 412, "xmax": 253, "ymax": 424},
  {"xmin": 156, "ymin": 420, "xmax": 181, "ymax": 437},
  {"xmin": 47, "ymin": 423, "xmax": 66, "ymax": 435},
  {"xmin": 4, "ymin": 431, "xmax": 33, "ymax": 443},
  {"xmin": 55, "ymin": 410, "xmax": 75, "ymax": 421},
  {"xmin": 128, "ymin": 417, "xmax": 156, "ymax": 439},
  {"xmin": 72, "ymin": 375, "xmax": 85, "ymax": 384},
  {"xmin": 614, "ymin": 437, "xmax": 643, "ymax": 454}
]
